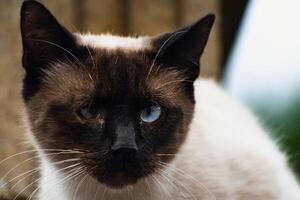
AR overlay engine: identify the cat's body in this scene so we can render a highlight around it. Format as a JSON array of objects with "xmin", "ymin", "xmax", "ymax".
[
  {"xmin": 20, "ymin": 1, "xmax": 300, "ymax": 200},
  {"xmin": 36, "ymin": 79, "xmax": 300, "ymax": 200}
]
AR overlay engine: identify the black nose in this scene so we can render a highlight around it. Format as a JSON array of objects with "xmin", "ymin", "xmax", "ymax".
[
  {"xmin": 111, "ymin": 145, "xmax": 137, "ymax": 159},
  {"xmin": 111, "ymin": 121, "xmax": 138, "ymax": 154}
]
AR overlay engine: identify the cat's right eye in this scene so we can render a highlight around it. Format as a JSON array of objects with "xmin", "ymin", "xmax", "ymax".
[{"xmin": 78, "ymin": 107, "xmax": 96, "ymax": 120}]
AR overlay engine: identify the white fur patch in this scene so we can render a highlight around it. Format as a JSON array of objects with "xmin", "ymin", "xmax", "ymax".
[{"xmin": 76, "ymin": 33, "xmax": 151, "ymax": 50}]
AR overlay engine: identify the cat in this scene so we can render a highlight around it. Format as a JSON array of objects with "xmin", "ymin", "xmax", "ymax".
[{"xmin": 20, "ymin": 1, "xmax": 300, "ymax": 200}]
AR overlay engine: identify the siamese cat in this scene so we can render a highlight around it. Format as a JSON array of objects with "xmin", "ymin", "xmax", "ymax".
[{"xmin": 20, "ymin": 0, "xmax": 300, "ymax": 199}]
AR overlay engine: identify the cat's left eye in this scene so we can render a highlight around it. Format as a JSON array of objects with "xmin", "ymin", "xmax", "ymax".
[
  {"xmin": 140, "ymin": 104, "xmax": 162, "ymax": 123},
  {"xmin": 79, "ymin": 107, "xmax": 96, "ymax": 119}
]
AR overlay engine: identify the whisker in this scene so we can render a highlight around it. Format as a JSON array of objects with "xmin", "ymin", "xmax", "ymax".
[
  {"xmin": 2, "ymin": 168, "xmax": 39, "ymax": 190},
  {"xmin": 0, "ymin": 152, "xmax": 81, "ymax": 184},
  {"xmin": 86, "ymin": 46, "xmax": 96, "ymax": 70},
  {"xmin": 30, "ymin": 165, "xmax": 85, "ymax": 200},
  {"xmin": 27, "ymin": 39, "xmax": 82, "ymax": 65},
  {"xmin": 12, "ymin": 176, "xmax": 41, "ymax": 200},
  {"xmin": 0, "ymin": 149, "xmax": 83, "ymax": 166},
  {"xmin": 8, "ymin": 160, "xmax": 81, "ymax": 192},
  {"xmin": 145, "ymin": 178, "xmax": 153, "ymax": 199},
  {"xmin": 156, "ymin": 168, "xmax": 196, "ymax": 200},
  {"xmin": 154, "ymin": 79, "xmax": 193, "ymax": 90},
  {"xmin": 151, "ymin": 174, "xmax": 170, "ymax": 199},
  {"xmin": 13, "ymin": 161, "xmax": 84, "ymax": 200},
  {"xmin": 73, "ymin": 166, "xmax": 96, "ymax": 200},
  {"xmin": 157, "ymin": 161, "xmax": 216, "ymax": 200}
]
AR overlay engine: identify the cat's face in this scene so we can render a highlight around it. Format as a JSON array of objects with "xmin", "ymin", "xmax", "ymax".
[{"xmin": 20, "ymin": 1, "xmax": 214, "ymax": 188}]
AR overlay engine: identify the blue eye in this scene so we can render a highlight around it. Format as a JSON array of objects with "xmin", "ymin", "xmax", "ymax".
[
  {"xmin": 140, "ymin": 105, "xmax": 162, "ymax": 123},
  {"xmin": 79, "ymin": 107, "xmax": 96, "ymax": 119}
]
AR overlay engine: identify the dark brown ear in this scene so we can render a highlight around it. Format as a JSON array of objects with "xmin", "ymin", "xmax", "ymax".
[
  {"xmin": 151, "ymin": 14, "xmax": 215, "ymax": 81},
  {"xmin": 20, "ymin": 0, "xmax": 80, "ymax": 101},
  {"xmin": 21, "ymin": 0, "xmax": 79, "ymax": 74}
]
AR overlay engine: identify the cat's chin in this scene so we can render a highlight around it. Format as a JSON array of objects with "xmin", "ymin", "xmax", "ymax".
[{"xmin": 96, "ymin": 171, "xmax": 140, "ymax": 189}]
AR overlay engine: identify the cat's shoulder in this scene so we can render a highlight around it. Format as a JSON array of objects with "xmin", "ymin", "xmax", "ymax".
[
  {"xmin": 179, "ymin": 79, "xmax": 300, "ymax": 198},
  {"xmin": 189, "ymin": 79, "xmax": 288, "ymax": 173},
  {"xmin": 193, "ymin": 79, "xmax": 263, "ymax": 135}
]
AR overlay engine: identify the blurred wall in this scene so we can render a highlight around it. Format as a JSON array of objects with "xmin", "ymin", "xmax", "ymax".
[
  {"xmin": 224, "ymin": 0, "xmax": 300, "ymax": 178},
  {"xmin": 0, "ymin": 0, "xmax": 221, "ymax": 198}
]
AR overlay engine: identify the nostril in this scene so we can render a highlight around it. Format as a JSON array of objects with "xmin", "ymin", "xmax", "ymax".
[
  {"xmin": 111, "ymin": 141, "xmax": 138, "ymax": 152},
  {"xmin": 111, "ymin": 145, "xmax": 138, "ymax": 158}
]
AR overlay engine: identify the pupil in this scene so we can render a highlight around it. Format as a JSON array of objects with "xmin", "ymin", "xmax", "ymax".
[
  {"xmin": 146, "ymin": 107, "xmax": 152, "ymax": 116},
  {"xmin": 90, "ymin": 107, "xmax": 95, "ymax": 115}
]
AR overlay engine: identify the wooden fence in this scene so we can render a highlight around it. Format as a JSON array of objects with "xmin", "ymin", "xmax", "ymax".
[{"xmin": 41, "ymin": 0, "xmax": 221, "ymax": 77}]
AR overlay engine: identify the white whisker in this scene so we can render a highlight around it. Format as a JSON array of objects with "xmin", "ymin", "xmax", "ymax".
[
  {"xmin": 0, "ymin": 152, "xmax": 81, "ymax": 184},
  {"xmin": 157, "ymin": 161, "xmax": 216, "ymax": 200},
  {"xmin": 0, "ymin": 149, "xmax": 83, "ymax": 166},
  {"xmin": 32, "ymin": 165, "xmax": 85, "ymax": 200},
  {"xmin": 28, "ymin": 39, "xmax": 82, "ymax": 65}
]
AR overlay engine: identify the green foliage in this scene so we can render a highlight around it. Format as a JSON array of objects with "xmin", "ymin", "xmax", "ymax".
[{"xmin": 252, "ymin": 94, "xmax": 300, "ymax": 180}]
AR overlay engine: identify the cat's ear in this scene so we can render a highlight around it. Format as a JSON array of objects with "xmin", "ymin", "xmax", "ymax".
[
  {"xmin": 20, "ymin": 0, "xmax": 79, "ymax": 74},
  {"xmin": 151, "ymin": 14, "xmax": 215, "ymax": 81}
]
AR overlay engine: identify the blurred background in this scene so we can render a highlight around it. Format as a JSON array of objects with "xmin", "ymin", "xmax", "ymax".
[{"xmin": 0, "ymin": 0, "xmax": 299, "ymax": 199}]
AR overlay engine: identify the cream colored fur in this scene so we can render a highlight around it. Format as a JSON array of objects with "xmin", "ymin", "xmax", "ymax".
[
  {"xmin": 33, "ymin": 35, "xmax": 300, "ymax": 200},
  {"xmin": 76, "ymin": 33, "xmax": 151, "ymax": 50}
]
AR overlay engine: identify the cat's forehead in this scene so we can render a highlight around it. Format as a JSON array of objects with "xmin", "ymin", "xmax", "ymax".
[
  {"xmin": 77, "ymin": 33, "xmax": 152, "ymax": 51},
  {"xmin": 41, "ymin": 34, "xmax": 186, "ymax": 106}
]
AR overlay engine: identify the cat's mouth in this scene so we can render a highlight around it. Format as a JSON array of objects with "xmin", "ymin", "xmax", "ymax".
[
  {"xmin": 92, "ymin": 166, "xmax": 144, "ymax": 188},
  {"xmin": 96, "ymin": 171, "xmax": 139, "ymax": 188},
  {"xmin": 91, "ymin": 156, "xmax": 152, "ymax": 189}
]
